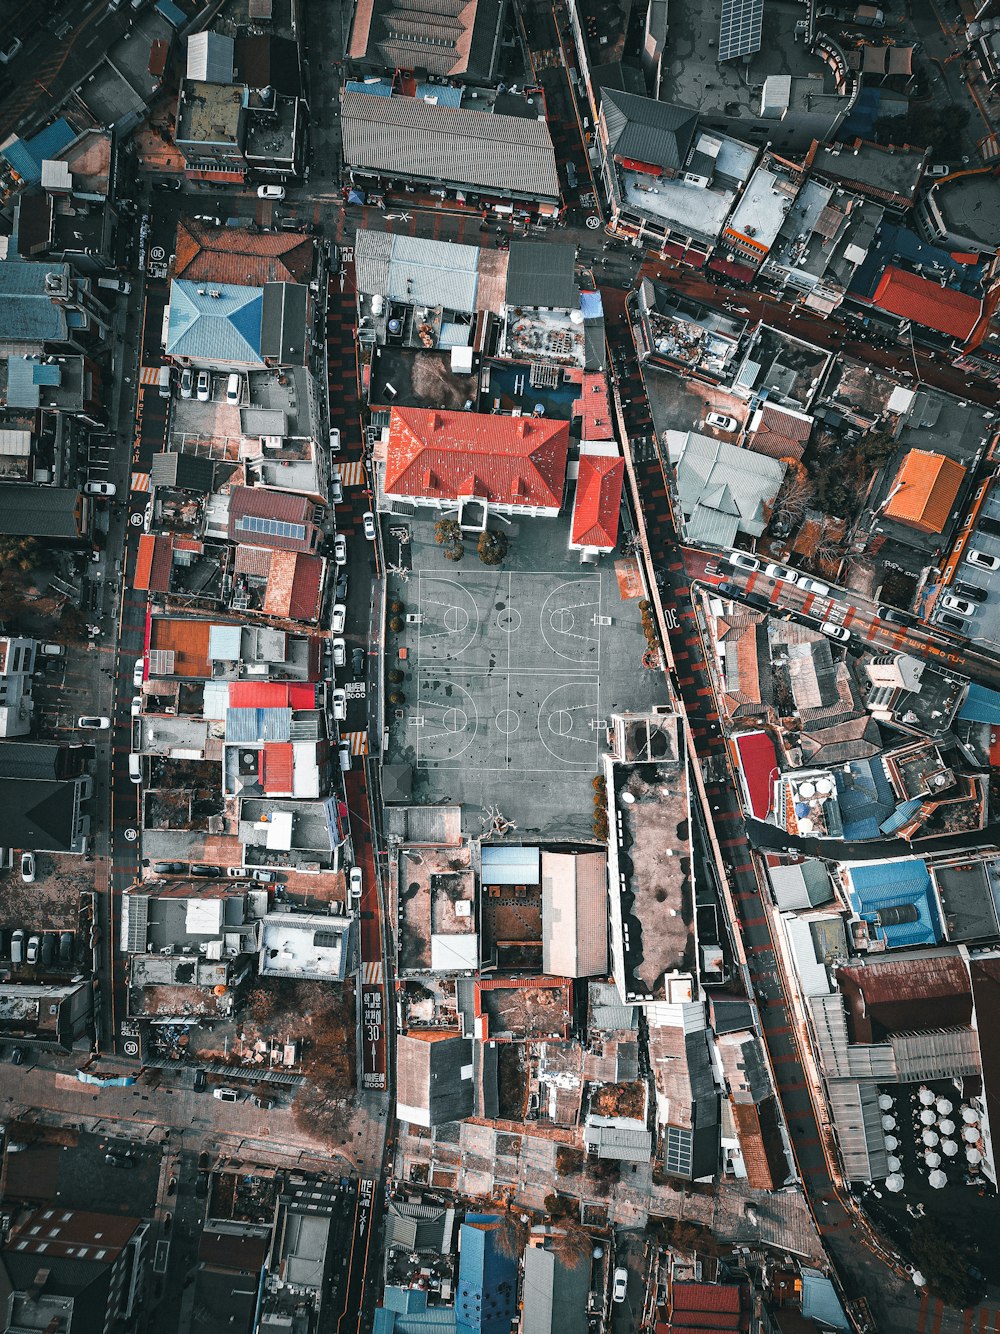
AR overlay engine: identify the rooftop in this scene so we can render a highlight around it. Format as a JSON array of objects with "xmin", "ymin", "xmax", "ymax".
[
  {"xmin": 870, "ymin": 267, "xmax": 982, "ymax": 341},
  {"xmin": 926, "ymin": 171, "xmax": 1000, "ymax": 250},
  {"xmin": 258, "ymin": 911, "xmax": 353, "ymax": 980},
  {"xmin": 347, "ymin": 0, "xmax": 504, "ymax": 82},
  {"xmin": 637, "ymin": 281, "xmax": 745, "ymax": 377},
  {"xmin": 810, "ymin": 139, "xmax": 926, "ymax": 205},
  {"xmin": 396, "ymin": 843, "xmax": 477, "ymax": 975}
]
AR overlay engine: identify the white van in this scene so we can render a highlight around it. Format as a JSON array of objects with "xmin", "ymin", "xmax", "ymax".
[
  {"xmin": 98, "ymin": 277, "xmax": 132, "ymax": 294},
  {"xmin": 226, "ymin": 373, "xmax": 241, "ymax": 405},
  {"xmin": 128, "ymin": 753, "xmax": 142, "ymax": 784},
  {"xmin": 158, "ymin": 365, "xmax": 171, "ymax": 398}
]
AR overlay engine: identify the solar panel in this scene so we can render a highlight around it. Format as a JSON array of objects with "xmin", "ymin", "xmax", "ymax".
[
  {"xmin": 718, "ymin": 0, "xmax": 763, "ymax": 62},
  {"xmin": 236, "ymin": 514, "xmax": 307, "ymax": 542}
]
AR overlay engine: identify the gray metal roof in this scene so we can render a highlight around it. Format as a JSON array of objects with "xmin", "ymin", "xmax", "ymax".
[
  {"xmin": 260, "ymin": 281, "xmax": 308, "ymax": 366},
  {"xmin": 341, "ymin": 89, "xmax": 560, "ymax": 202},
  {"xmin": 505, "ymin": 242, "xmax": 578, "ymax": 310},
  {"xmin": 149, "ymin": 451, "xmax": 216, "ymax": 492},
  {"xmin": 0, "ymin": 485, "xmax": 82, "ymax": 539},
  {"xmin": 521, "ymin": 1247, "xmax": 589, "ymax": 1334},
  {"xmin": 601, "ymin": 89, "xmax": 698, "ymax": 174},
  {"xmin": 583, "ymin": 1122, "xmax": 652, "ymax": 1162},
  {"xmin": 166, "ymin": 280, "xmax": 264, "ymax": 367},
  {"xmin": 0, "ymin": 262, "xmax": 71, "ymax": 343},
  {"xmin": 225, "ymin": 707, "xmax": 292, "ymax": 743},
  {"xmin": 768, "ymin": 859, "xmax": 834, "ymax": 911},
  {"xmin": 481, "ymin": 844, "xmax": 540, "ymax": 885},
  {"xmin": 672, "ymin": 431, "xmax": 786, "ymax": 545},
  {"xmin": 356, "ymin": 230, "xmax": 482, "ymax": 313}
]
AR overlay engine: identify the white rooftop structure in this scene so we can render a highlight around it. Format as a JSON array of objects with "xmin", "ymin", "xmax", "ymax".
[{"xmin": 258, "ymin": 912, "xmax": 353, "ymax": 982}]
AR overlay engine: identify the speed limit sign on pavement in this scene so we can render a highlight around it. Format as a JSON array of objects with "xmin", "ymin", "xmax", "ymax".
[
  {"xmin": 586, "ymin": 214, "xmax": 601, "ymax": 229},
  {"xmin": 123, "ymin": 1039, "xmax": 139, "ymax": 1056}
]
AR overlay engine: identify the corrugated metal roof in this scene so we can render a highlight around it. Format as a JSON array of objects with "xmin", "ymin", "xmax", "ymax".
[
  {"xmin": 186, "ymin": 30, "xmax": 235, "ymax": 83},
  {"xmin": 166, "ymin": 280, "xmax": 264, "ymax": 366},
  {"xmin": 341, "ymin": 89, "xmax": 560, "ymax": 202},
  {"xmin": 0, "ymin": 262, "xmax": 71, "ymax": 342},
  {"xmin": 959, "ymin": 682, "xmax": 1000, "ymax": 724},
  {"xmin": 263, "ymin": 742, "xmax": 294, "ymax": 793},
  {"xmin": 505, "ymin": 241, "xmax": 578, "ymax": 310},
  {"xmin": 225, "ymin": 706, "xmax": 292, "ymax": 743},
  {"xmin": 673, "ymin": 431, "xmax": 785, "ymax": 543},
  {"xmin": 481, "ymin": 844, "xmax": 540, "ymax": 884},
  {"xmin": 601, "ymin": 88, "xmax": 698, "ymax": 173},
  {"xmin": 356, "ymin": 230, "xmax": 482, "ymax": 313},
  {"xmin": 541, "ymin": 850, "xmax": 608, "ymax": 977}
]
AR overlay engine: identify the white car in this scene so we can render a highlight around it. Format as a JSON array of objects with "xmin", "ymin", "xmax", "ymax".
[
  {"xmin": 130, "ymin": 695, "xmax": 143, "ymax": 718},
  {"xmin": 725, "ymin": 551, "xmax": 760, "ymax": 572},
  {"xmin": 926, "ymin": 164, "xmax": 950, "ymax": 178},
  {"xmin": 331, "ymin": 474, "xmax": 343, "ymax": 505},
  {"xmin": 332, "ymin": 688, "xmax": 347, "ymax": 721},
  {"xmin": 196, "ymin": 370, "xmax": 211, "ymax": 402},
  {"xmin": 257, "ymin": 184, "xmax": 286, "ymax": 200},
  {"xmin": 363, "ymin": 511, "xmax": 377, "ymax": 541},
  {"xmin": 133, "ymin": 657, "xmax": 145, "ymax": 688},
  {"xmin": 213, "ymin": 1088, "xmax": 241, "ymax": 1102},
  {"xmin": 820, "ymin": 622, "xmax": 850, "ymax": 642},
  {"xmin": 941, "ymin": 594, "xmax": 977, "ymax": 617},
  {"xmin": 764, "ymin": 562, "xmax": 796, "ymax": 582},
  {"xmin": 180, "ymin": 367, "xmax": 194, "ymax": 399},
  {"xmin": 20, "ymin": 852, "xmax": 35, "ymax": 884},
  {"xmin": 612, "ymin": 1268, "xmax": 628, "ymax": 1304},
  {"xmin": 331, "ymin": 602, "xmax": 346, "ymax": 635},
  {"xmin": 966, "ymin": 548, "xmax": 1000, "ymax": 571},
  {"xmin": 77, "ymin": 716, "xmax": 111, "ymax": 730},
  {"xmin": 332, "ymin": 637, "xmax": 346, "ymax": 668},
  {"xmin": 706, "ymin": 411, "xmax": 739, "ymax": 432},
  {"xmin": 84, "ymin": 481, "xmax": 117, "ymax": 497},
  {"xmin": 349, "ymin": 866, "xmax": 363, "ymax": 902},
  {"xmin": 329, "ymin": 428, "xmax": 341, "ymax": 452},
  {"xmin": 798, "ymin": 577, "xmax": 830, "ymax": 596},
  {"xmin": 334, "ymin": 534, "xmax": 347, "ymax": 566}
]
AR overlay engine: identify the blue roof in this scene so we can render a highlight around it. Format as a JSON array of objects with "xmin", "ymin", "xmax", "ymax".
[
  {"xmin": 879, "ymin": 798, "xmax": 923, "ymax": 836},
  {"xmin": 581, "ymin": 289, "xmax": 603, "ymax": 319},
  {"xmin": 456, "ymin": 1215, "xmax": 519, "ymax": 1334},
  {"xmin": 850, "ymin": 221, "xmax": 986, "ymax": 300},
  {"xmin": 1, "ymin": 119, "xmax": 76, "ymax": 184},
  {"xmin": 800, "ymin": 1268, "xmax": 849, "ymax": 1331},
  {"xmin": 416, "ymin": 81, "xmax": 463, "ymax": 107},
  {"xmin": 375, "ymin": 1289, "xmax": 457, "ymax": 1334},
  {"xmin": 0, "ymin": 262, "xmax": 71, "ymax": 342},
  {"xmin": 959, "ymin": 682, "xmax": 1000, "ymax": 725},
  {"xmin": 848, "ymin": 859, "xmax": 943, "ymax": 949},
  {"xmin": 155, "ymin": 0, "xmax": 187, "ymax": 25},
  {"xmin": 7, "ymin": 358, "xmax": 64, "ymax": 409},
  {"xmin": 480, "ymin": 845, "xmax": 540, "ymax": 885},
  {"xmin": 166, "ymin": 280, "xmax": 264, "ymax": 366},
  {"xmin": 346, "ymin": 78, "xmax": 393, "ymax": 95},
  {"xmin": 835, "ymin": 758, "xmax": 898, "ymax": 842}
]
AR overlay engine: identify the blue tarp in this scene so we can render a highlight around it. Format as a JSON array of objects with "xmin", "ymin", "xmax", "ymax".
[
  {"xmin": 959, "ymin": 682, "xmax": 1000, "ymax": 725},
  {"xmin": 2, "ymin": 118, "xmax": 76, "ymax": 184},
  {"xmin": 580, "ymin": 289, "xmax": 604, "ymax": 319}
]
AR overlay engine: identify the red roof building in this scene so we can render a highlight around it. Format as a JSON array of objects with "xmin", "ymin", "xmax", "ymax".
[
  {"xmin": 570, "ymin": 448, "xmax": 625, "ymax": 551},
  {"xmin": 660, "ymin": 1280, "xmax": 751, "ymax": 1333},
  {"xmin": 382, "ymin": 407, "xmax": 570, "ymax": 514},
  {"xmin": 734, "ymin": 730, "xmax": 777, "ymax": 820},
  {"xmin": 870, "ymin": 266, "xmax": 982, "ymax": 341},
  {"xmin": 228, "ymin": 486, "xmax": 325, "ymax": 553}
]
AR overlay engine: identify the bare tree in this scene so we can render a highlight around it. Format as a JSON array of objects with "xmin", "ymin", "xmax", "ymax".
[
  {"xmin": 769, "ymin": 461, "xmax": 814, "ymax": 528},
  {"xmin": 549, "ymin": 1224, "xmax": 593, "ymax": 1270}
]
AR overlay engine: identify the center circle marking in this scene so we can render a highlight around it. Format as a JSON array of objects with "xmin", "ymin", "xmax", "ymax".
[
  {"xmin": 495, "ymin": 709, "xmax": 519, "ymax": 735},
  {"xmin": 496, "ymin": 607, "xmax": 521, "ymax": 633}
]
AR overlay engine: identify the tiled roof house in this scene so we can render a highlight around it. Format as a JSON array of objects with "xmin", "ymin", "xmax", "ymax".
[
  {"xmin": 569, "ymin": 448, "xmax": 624, "ymax": 552},
  {"xmin": 871, "ymin": 266, "xmax": 982, "ymax": 341},
  {"xmin": 883, "ymin": 449, "xmax": 966, "ymax": 534}
]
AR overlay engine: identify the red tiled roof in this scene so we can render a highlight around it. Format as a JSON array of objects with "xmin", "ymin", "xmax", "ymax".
[
  {"xmin": 571, "ymin": 453, "xmax": 624, "ymax": 549},
  {"xmin": 133, "ymin": 534, "xmax": 156, "ymax": 592},
  {"xmin": 228, "ymin": 485, "xmax": 320, "ymax": 552},
  {"xmin": 287, "ymin": 553, "xmax": 324, "ymax": 623},
  {"xmin": 748, "ymin": 430, "xmax": 804, "ymax": 462},
  {"xmin": 871, "ymin": 266, "xmax": 981, "ymax": 340},
  {"xmin": 262, "ymin": 742, "xmax": 294, "ymax": 793},
  {"xmin": 665, "ymin": 1282, "xmax": 750, "ymax": 1332},
  {"xmin": 884, "ymin": 449, "xmax": 965, "ymax": 534},
  {"xmin": 173, "ymin": 220, "xmax": 314, "ymax": 285},
  {"xmin": 838, "ymin": 955, "xmax": 971, "ymax": 1043},
  {"xmin": 734, "ymin": 731, "xmax": 777, "ymax": 819},
  {"xmin": 384, "ymin": 408, "xmax": 569, "ymax": 509},
  {"xmin": 673, "ymin": 1283, "xmax": 744, "ymax": 1314},
  {"xmin": 759, "ymin": 404, "xmax": 811, "ymax": 442}
]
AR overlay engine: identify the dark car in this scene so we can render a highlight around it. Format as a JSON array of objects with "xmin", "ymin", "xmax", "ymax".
[
  {"xmin": 195, "ymin": 1170, "xmax": 210, "ymax": 1198},
  {"xmin": 876, "ymin": 605, "xmax": 916, "ymax": 626},
  {"xmin": 938, "ymin": 612, "xmax": 968, "ymax": 634},
  {"xmin": 152, "ymin": 178, "xmax": 181, "ymax": 191},
  {"xmin": 190, "ymin": 864, "xmax": 222, "ymax": 877},
  {"xmin": 9, "ymin": 1046, "xmax": 24, "ymax": 1065},
  {"xmin": 105, "ymin": 1153, "xmax": 134, "ymax": 1169},
  {"xmin": 953, "ymin": 582, "xmax": 989, "ymax": 603},
  {"xmin": 152, "ymin": 861, "xmax": 185, "ymax": 875},
  {"xmin": 59, "ymin": 931, "xmax": 73, "ymax": 964},
  {"xmin": 335, "ymin": 571, "xmax": 348, "ymax": 602},
  {"xmin": 352, "ymin": 647, "xmax": 365, "ymax": 675},
  {"xmin": 40, "ymin": 933, "xmax": 55, "ymax": 967},
  {"xmin": 193, "ymin": 1069, "xmax": 207, "ymax": 1092},
  {"xmin": 716, "ymin": 580, "xmax": 738, "ymax": 596}
]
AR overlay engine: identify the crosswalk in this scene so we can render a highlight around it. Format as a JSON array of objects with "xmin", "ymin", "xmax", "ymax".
[
  {"xmin": 139, "ymin": 366, "xmax": 161, "ymax": 384},
  {"xmin": 336, "ymin": 460, "xmax": 366, "ymax": 486},
  {"xmin": 360, "ymin": 961, "xmax": 383, "ymax": 984},
  {"xmin": 131, "ymin": 472, "xmax": 151, "ymax": 493}
]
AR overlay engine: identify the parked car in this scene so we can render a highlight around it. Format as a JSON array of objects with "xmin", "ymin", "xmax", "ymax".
[
  {"xmin": 193, "ymin": 1069, "xmax": 207, "ymax": 1092},
  {"xmin": 331, "ymin": 474, "xmax": 343, "ymax": 505},
  {"xmin": 335, "ymin": 571, "xmax": 348, "ymax": 601},
  {"xmin": 179, "ymin": 367, "xmax": 194, "ymax": 398},
  {"xmin": 706, "ymin": 411, "xmax": 739, "ymax": 432},
  {"xmin": 10, "ymin": 929, "xmax": 24, "ymax": 964},
  {"xmin": 252, "ymin": 1094, "xmax": 274, "ymax": 1109},
  {"xmin": 798, "ymin": 577, "xmax": 830, "ymax": 596},
  {"xmin": 716, "ymin": 580, "xmax": 737, "ymax": 596},
  {"xmin": 819, "ymin": 622, "xmax": 850, "ymax": 642},
  {"xmin": 40, "ymin": 643, "xmax": 65, "ymax": 658},
  {"xmin": 363, "ymin": 511, "xmax": 377, "ymax": 541},
  {"xmin": 764, "ymin": 562, "xmax": 796, "ymax": 582},
  {"xmin": 329, "ymin": 428, "xmax": 341, "ymax": 452},
  {"xmin": 226, "ymin": 867, "xmax": 250, "ymax": 879},
  {"xmin": 941, "ymin": 594, "xmax": 977, "ymax": 617},
  {"xmin": 41, "ymin": 933, "xmax": 54, "ymax": 966},
  {"xmin": 83, "ymin": 481, "xmax": 116, "ymax": 497},
  {"xmin": 196, "ymin": 370, "xmax": 211, "ymax": 402},
  {"xmin": 938, "ymin": 612, "xmax": 968, "ymax": 633},
  {"xmin": 128, "ymin": 753, "xmax": 142, "ymax": 784},
  {"xmin": 195, "ymin": 1170, "xmax": 210, "ymax": 1197},
  {"xmin": 213, "ymin": 1087, "xmax": 240, "ymax": 1102},
  {"xmin": 349, "ymin": 866, "xmax": 363, "ymax": 902},
  {"xmin": 612, "ymin": 1268, "xmax": 628, "ymax": 1304},
  {"xmin": 332, "ymin": 688, "xmax": 347, "ymax": 721},
  {"xmin": 953, "ymin": 581, "xmax": 989, "ymax": 603},
  {"xmin": 77, "ymin": 716, "xmax": 110, "ymax": 730},
  {"xmin": 9, "ymin": 1046, "xmax": 24, "ymax": 1065},
  {"xmin": 352, "ymin": 647, "xmax": 365, "ymax": 675},
  {"xmin": 132, "ymin": 657, "xmax": 145, "ymax": 688},
  {"xmin": 332, "ymin": 637, "xmax": 346, "ymax": 668},
  {"xmin": 334, "ymin": 534, "xmax": 347, "ymax": 566},
  {"xmin": 20, "ymin": 852, "xmax": 35, "ymax": 884},
  {"xmin": 59, "ymin": 931, "xmax": 74, "ymax": 964},
  {"xmin": 153, "ymin": 177, "xmax": 182, "ymax": 192},
  {"xmin": 250, "ymin": 868, "xmax": 277, "ymax": 884},
  {"xmin": 926, "ymin": 164, "xmax": 951, "ymax": 178},
  {"xmin": 331, "ymin": 602, "xmax": 346, "ymax": 635},
  {"xmin": 338, "ymin": 740, "xmax": 352, "ymax": 771},
  {"xmin": 131, "ymin": 695, "xmax": 143, "ymax": 717},
  {"xmin": 876, "ymin": 605, "xmax": 915, "ymax": 626},
  {"xmin": 966, "ymin": 548, "xmax": 1000, "ymax": 571},
  {"xmin": 152, "ymin": 861, "xmax": 185, "ymax": 875},
  {"xmin": 226, "ymin": 372, "xmax": 241, "ymax": 405},
  {"xmin": 191, "ymin": 864, "xmax": 222, "ymax": 877},
  {"xmin": 257, "ymin": 184, "xmax": 285, "ymax": 200},
  {"xmin": 25, "ymin": 935, "xmax": 40, "ymax": 964},
  {"xmin": 105, "ymin": 1153, "xmax": 134, "ymax": 1168},
  {"xmin": 724, "ymin": 551, "xmax": 760, "ymax": 572}
]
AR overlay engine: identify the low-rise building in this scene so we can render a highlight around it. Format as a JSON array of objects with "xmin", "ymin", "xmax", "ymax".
[
  {"xmin": 0, "ymin": 739, "xmax": 93, "ymax": 854},
  {"xmin": 396, "ymin": 1031, "xmax": 475, "ymax": 1127},
  {"xmin": 665, "ymin": 430, "xmax": 786, "ymax": 548},
  {"xmin": 0, "ymin": 636, "xmax": 36, "ymax": 737},
  {"xmin": 0, "ymin": 980, "xmax": 92, "ymax": 1049},
  {"xmin": 258, "ymin": 912, "xmax": 355, "ymax": 983}
]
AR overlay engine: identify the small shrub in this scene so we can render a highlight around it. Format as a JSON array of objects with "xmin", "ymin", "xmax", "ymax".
[
  {"xmin": 444, "ymin": 542, "xmax": 465, "ymax": 562},
  {"xmin": 388, "ymin": 616, "xmax": 403, "ymax": 633},
  {"xmin": 387, "ymin": 669, "xmax": 404, "ymax": 684},
  {"xmin": 389, "ymin": 691, "xmax": 405, "ymax": 705},
  {"xmin": 389, "ymin": 600, "xmax": 404, "ymax": 615}
]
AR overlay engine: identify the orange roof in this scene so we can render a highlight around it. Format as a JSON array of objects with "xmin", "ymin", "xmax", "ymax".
[
  {"xmin": 384, "ymin": 408, "xmax": 569, "ymax": 509},
  {"xmin": 884, "ymin": 449, "xmax": 966, "ymax": 534},
  {"xmin": 871, "ymin": 266, "xmax": 981, "ymax": 341},
  {"xmin": 571, "ymin": 452, "xmax": 624, "ymax": 549},
  {"xmin": 173, "ymin": 220, "xmax": 314, "ymax": 286}
]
